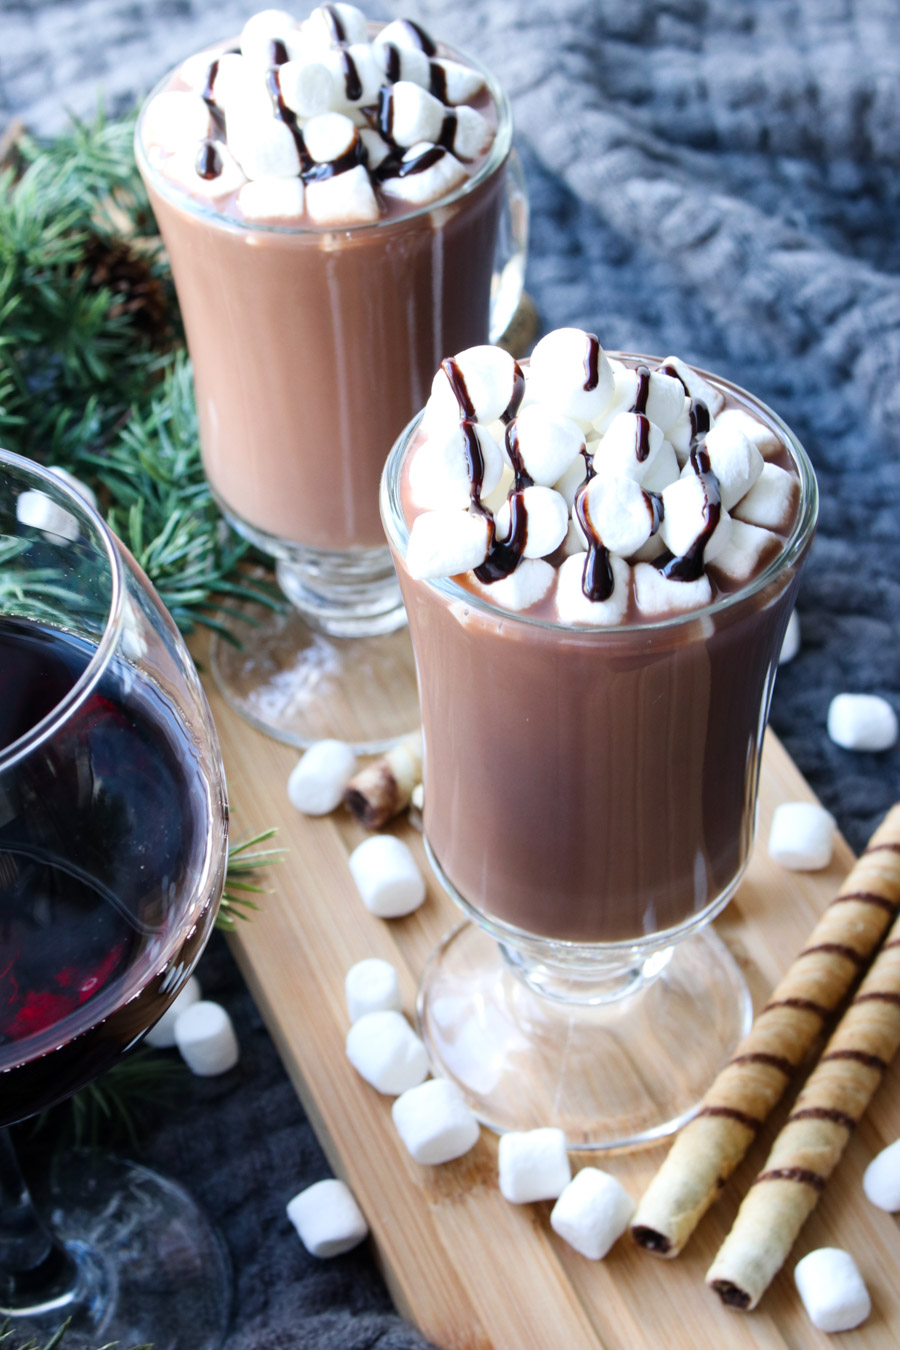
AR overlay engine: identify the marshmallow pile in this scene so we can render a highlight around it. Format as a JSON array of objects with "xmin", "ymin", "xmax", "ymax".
[
  {"xmin": 405, "ymin": 330, "xmax": 801, "ymax": 623},
  {"xmin": 144, "ymin": 5, "xmax": 495, "ymax": 225}
]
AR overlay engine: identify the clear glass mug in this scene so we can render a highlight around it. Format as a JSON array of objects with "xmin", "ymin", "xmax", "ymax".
[
  {"xmin": 381, "ymin": 362, "xmax": 818, "ymax": 1149},
  {"xmin": 135, "ymin": 34, "xmax": 528, "ymax": 749}
]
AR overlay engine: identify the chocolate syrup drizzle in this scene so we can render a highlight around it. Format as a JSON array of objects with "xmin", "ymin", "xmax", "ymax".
[
  {"xmin": 195, "ymin": 139, "xmax": 224, "ymax": 180},
  {"xmin": 374, "ymin": 89, "xmax": 457, "ymax": 180},
  {"xmin": 654, "ymin": 442, "xmax": 721, "ymax": 582}
]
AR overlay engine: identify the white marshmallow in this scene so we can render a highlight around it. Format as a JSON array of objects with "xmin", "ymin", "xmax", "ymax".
[
  {"xmin": 46, "ymin": 466, "xmax": 97, "ymax": 511},
  {"xmin": 480, "ymin": 461, "xmax": 514, "ymax": 514},
  {"xmin": 528, "ymin": 328, "xmax": 615, "ymax": 428},
  {"xmin": 16, "ymin": 489, "xmax": 80, "ymax": 541},
  {"xmin": 550, "ymin": 1168, "xmax": 635, "ymax": 1260},
  {"xmin": 632, "ymin": 561, "xmax": 713, "ymax": 617},
  {"xmin": 862, "ymin": 1138, "xmax": 900, "ymax": 1211},
  {"xmin": 429, "ymin": 58, "xmax": 486, "ymax": 105},
  {"xmin": 665, "ymin": 405, "xmax": 695, "ymax": 465},
  {"xmin": 494, "ymin": 486, "xmax": 568, "ymax": 560},
  {"xmin": 228, "ymin": 113, "xmax": 301, "ymax": 180},
  {"xmin": 498, "ymin": 1128, "xmax": 572, "ymax": 1204},
  {"xmin": 287, "ymin": 738, "xmax": 356, "ymax": 815},
  {"xmin": 406, "ymin": 508, "xmax": 491, "ymax": 580},
  {"xmin": 174, "ymin": 1000, "xmax": 240, "ymax": 1076},
  {"xmin": 553, "ymin": 455, "xmax": 589, "ymax": 510},
  {"xmin": 321, "ymin": 44, "xmax": 382, "ymax": 109},
  {"xmin": 702, "ymin": 421, "xmax": 764, "ymax": 510},
  {"xmin": 768, "ymin": 801, "xmax": 836, "ymax": 871},
  {"xmin": 303, "ymin": 111, "xmax": 357, "ymax": 163},
  {"xmin": 143, "ymin": 91, "xmax": 211, "ymax": 147},
  {"xmin": 630, "ymin": 532, "xmax": 667, "ymax": 563},
  {"xmin": 578, "ymin": 476, "xmax": 655, "ymax": 558},
  {"xmin": 593, "ymin": 412, "xmax": 663, "ymax": 484},
  {"xmin": 240, "ymin": 9, "xmax": 299, "ymax": 67},
  {"xmin": 427, "ymin": 345, "xmax": 522, "ymax": 426},
  {"xmin": 658, "ymin": 355, "xmax": 725, "ymax": 417},
  {"xmin": 733, "ymin": 461, "xmax": 798, "ymax": 529},
  {"xmin": 345, "ymin": 1010, "xmax": 429, "ymax": 1095},
  {"xmin": 658, "ymin": 474, "xmax": 732, "ymax": 563},
  {"xmin": 827, "ymin": 694, "xmax": 898, "ymax": 753},
  {"xmin": 145, "ymin": 975, "xmax": 201, "ymax": 1049},
  {"xmin": 379, "ymin": 144, "xmax": 467, "ymax": 207},
  {"xmin": 425, "ymin": 421, "xmax": 504, "ymax": 508},
  {"xmin": 392, "ymin": 1078, "xmax": 481, "ymax": 1165},
  {"xmin": 277, "ymin": 60, "xmax": 336, "ymax": 119},
  {"xmin": 778, "ymin": 608, "xmax": 801, "ymax": 664},
  {"xmin": 593, "ymin": 366, "xmax": 685, "ymax": 436},
  {"xmin": 305, "ymin": 164, "xmax": 379, "ymax": 224},
  {"xmin": 286, "ymin": 1178, "xmax": 368, "ymax": 1258},
  {"xmin": 345, "ymin": 958, "xmax": 402, "ymax": 1023},
  {"xmin": 373, "ymin": 41, "xmax": 431, "ymax": 87},
  {"xmin": 640, "ymin": 439, "xmax": 680, "ymax": 493},
  {"xmin": 794, "ymin": 1248, "xmax": 871, "ymax": 1334},
  {"xmin": 708, "ymin": 518, "xmax": 779, "ymax": 582},
  {"xmin": 208, "ymin": 53, "xmax": 272, "ymax": 122},
  {"xmin": 358, "ymin": 127, "xmax": 390, "ymax": 171},
  {"xmin": 384, "ymin": 81, "xmax": 445, "ymax": 147},
  {"xmin": 473, "ymin": 558, "xmax": 555, "ymax": 613},
  {"xmin": 511, "ymin": 405, "xmax": 584, "ymax": 487},
  {"xmin": 238, "ymin": 176, "xmax": 305, "ymax": 220},
  {"xmin": 555, "ymin": 551, "xmax": 631, "ymax": 627},
  {"xmin": 304, "ymin": 3, "xmax": 368, "ymax": 50},
  {"xmin": 160, "ymin": 139, "xmax": 247, "ymax": 198},
  {"xmin": 714, "ymin": 406, "xmax": 783, "ymax": 459},
  {"xmin": 374, "ymin": 18, "xmax": 436, "ymax": 55},
  {"xmin": 446, "ymin": 106, "xmax": 493, "ymax": 161},
  {"xmin": 348, "ymin": 834, "xmax": 426, "ymax": 918}
]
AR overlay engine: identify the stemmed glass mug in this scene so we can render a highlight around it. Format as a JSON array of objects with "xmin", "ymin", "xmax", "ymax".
[
  {"xmin": 0, "ymin": 450, "xmax": 230, "ymax": 1347},
  {"xmin": 381, "ymin": 361, "xmax": 818, "ymax": 1150}
]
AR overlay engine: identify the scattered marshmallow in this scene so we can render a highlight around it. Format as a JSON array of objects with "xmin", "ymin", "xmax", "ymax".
[
  {"xmin": 498, "ymin": 1127, "xmax": 572, "ymax": 1204},
  {"xmin": 277, "ymin": 59, "xmax": 336, "ymax": 118},
  {"xmin": 303, "ymin": 111, "xmax": 357, "ymax": 163},
  {"xmin": 142, "ymin": 91, "xmax": 211, "ymax": 148},
  {"xmin": 632, "ymin": 561, "xmax": 712, "ymax": 617},
  {"xmin": 472, "ymin": 558, "xmax": 555, "ymax": 612},
  {"xmin": 406, "ymin": 508, "xmax": 491, "ymax": 581},
  {"xmin": 286, "ymin": 1178, "xmax": 368, "ymax": 1258},
  {"xmin": 494, "ymin": 487, "xmax": 569, "ymax": 560},
  {"xmin": 578, "ymin": 475, "xmax": 655, "ymax": 558},
  {"xmin": 429, "ymin": 58, "xmax": 486, "ymax": 105},
  {"xmin": 512, "ymin": 405, "xmax": 584, "ymax": 487},
  {"xmin": 658, "ymin": 474, "xmax": 731, "ymax": 563},
  {"xmin": 345, "ymin": 958, "xmax": 403, "ymax": 1023},
  {"xmin": 827, "ymin": 694, "xmax": 898, "ymax": 753},
  {"xmin": 145, "ymin": 975, "xmax": 202, "ymax": 1049},
  {"xmin": 593, "ymin": 412, "xmax": 663, "ymax": 484},
  {"xmin": 778, "ymin": 609, "xmax": 801, "ymax": 665},
  {"xmin": 550, "ymin": 1168, "xmax": 636, "ymax": 1260},
  {"xmin": 555, "ymin": 551, "xmax": 631, "ymax": 626},
  {"xmin": 862, "ymin": 1138, "xmax": 900, "ymax": 1211},
  {"xmin": 16, "ymin": 489, "xmax": 80, "ymax": 541},
  {"xmin": 384, "ymin": 81, "xmax": 446, "ymax": 148},
  {"xmin": 768, "ymin": 801, "xmax": 835, "ymax": 871},
  {"xmin": 701, "ymin": 421, "xmax": 764, "ymax": 511},
  {"xmin": 379, "ymin": 144, "xmax": 468, "ymax": 207},
  {"xmin": 174, "ymin": 1000, "xmax": 240, "ymax": 1076},
  {"xmin": 238, "ymin": 176, "xmax": 305, "ymax": 220},
  {"xmin": 733, "ymin": 461, "xmax": 799, "ymax": 530},
  {"xmin": 528, "ymin": 328, "xmax": 615, "ymax": 427},
  {"xmin": 793, "ymin": 1248, "xmax": 871, "ymax": 1334},
  {"xmin": 707, "ymin": 519, "xmax": 778, "ymax": 583},
  {"xmin": 305, "ymin": 164, "xmax": 379, "ymax": 224},
  {"xmin": 713, "ymin": 406, "xmax": 783, "ymax": 459},
  {"xmin": 240, "ymin": 9, "xmax": 299, "ymax": 67},
  {"xmin": 304, "ymin": 2, "xmax": 369, "ymax": 51},
  {"xmin": 427, "ymin": 345, "xmax": 522, "ymax": 426},
  {"xmin": 348, "ymin": 834, "xmax": 427, "ymax": 917},
  {"xmin": 46, "ymin": 465, "xmax": 98, "ymax": 511},
  {"xmin": 345, "ymin": 1010, "xmax": 429, "ymax": 1095},
  {"xmin": 392, "ymin": 1078, "xmax": 480, "ymax": 1164},
  {"xmin": 288, "ymin": 739, "xmax": 357, "ymax": 815}
]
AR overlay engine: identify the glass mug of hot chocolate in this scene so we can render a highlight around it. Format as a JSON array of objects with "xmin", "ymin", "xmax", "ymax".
[
  {"xmin": 381, "ymin": 328, "xmax": 817, "ymax": 1149},
  {"xmin": 136, "ymin": 4, "xmax": 527, "ymax": 748}
]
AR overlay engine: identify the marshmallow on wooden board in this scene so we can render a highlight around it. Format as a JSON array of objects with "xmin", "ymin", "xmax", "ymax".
[
  {"xmin": 145, "ymin": 975, "xmax": 202, "ymax": 1048},
  {"xmin": 304, "ymin": 3, "xmax": 369, "ymax": 50},
  {"xmin": 277, "ymin": 59, "xmax": 336, "ymax": 118},
  {"xmin": 701, "ymin": 420, "xmax": 764, "ymax": 510},
  {"xmin": 778, "ymin": 609, "xmax": 801, "ymax": 665},
  {"xmin": 143, "ymin": 91, "xmax": 211, "ymax": 149},
  {"xmin": 862, "ymin": 1138, "xmax": 900, "ymax": 1211},
  {"xmin": 46, "ymin": 465, "xmax": 98, "ymax": 511},
  {"xmin": 16, "ymin": 489, "xmax": 80, "ymax": 541},
  {"xmin": 228, "ymin": 113, "xmax": 301, "ymax": 180},
  {"xmin": 429, "ymin": 57, "xmax": 486, "ymax": 105},
  {"xmin": 658, "ymin": 355, "xmax": 725, "ymax": 417},
  {"xmin": 305, "ymin": 164, "xmax": 379, "ymax": 224},
  {"xmin": 707, "ymin": 520, "xmax": 779, "ymax": 584},
  {"xmin": 733, "ymin": 461, "xmax": 798, "ymax": 530},
  {"xmin": 594, "ymin": 412, "xmax": 664, "ymax": 484},
  {"xmin": 632, "ymin": 561, "xmax": 713, "ymax": 617},
  {"xmin": 345, "ymin": 958, "xmax": 403, "ymax": 1023},
  {"xmin": 511, "ymin": 404, "xmax": 584, "ymax": 487},
  {"xmin": 406, "ymin": 508, "xmax": 491, "ymax": 580},
  {"xmin": 578, "ymin": 475, "xmax": 655, "ymax": 558},
  {"xmin": 303, "ymin": 112, "xmax": 357, "ymax": 163},
  {"xmin": 713, "ymin": 406, "xmax": 783, "ymax": 459},
  {"xmin": 827, "ymin": 693, "xmax": 899, "ymax": 753},
  {"xmin": 238, "ymin": 176, "xmax": 305, "ymax": 221},
  {"xmin": 499, "ymin": 1127, "xmax": 571, "ymax": 1204},
  {"xmin": 286, "ymin": 1178, "xmax": 368, "ymax": 1258},
  {"xmin": 348, "ymin": 834, "xmax": 427, "ymax": 917},
  {"xmin": 472, "ymin": 558, "xmax": 555, "ymax": 613},
  {"xmin": 345, "ymin": 1010, "xmax": 429, "ymax": 1095},
  {"xmin": 383, "ymin": 81, "xmax": 446, "ymax": 147},
  {"xmin": 528, "ymin": 328, "xmax": 615, "ymax": 428},
  {"xmin": 288, "ymin": 739, "xmax": 357, "ymax": 815},
  {"xmin": 174, "ymin": 1000, "xmax": 240, "ymax": 1076},
  {"xmin": 658, "ymin": 474, "xmax": 732, "ymax": 563},
  {"xmin": 392, "ymin": 1078, "xmax": 481, "ymax": 1164},
  {"xmin": 793, "ymin": 1248, "xmax": 871, "ymax": 1334},
  {"xmin": 240, "ymin": 9, "xmax": 300, "ymax": 67},
  {"xmin": 768, "ymin": 801, "xmax": 835, "ymax": 871},
  {"xmin": 493, "ymin": 486, "xmax": 569, "ymax": 560},
  {"xmin": 555, "ymin": 552, "xmax": 631, "ymax": 626},
  {"xmin": 320, "ymin": 44, "xmax": 383, "ymax": 109},
  {"xmin": 426, "ymin": 345, "xmax": 522, "ymax": 427},
  {"xmin": 379, "ymin": 144, "xmax": 467, "ymax": 207},
  {"xmin": 550, "ymin": 1168, "xmax": 636, "ymax": 1260}
]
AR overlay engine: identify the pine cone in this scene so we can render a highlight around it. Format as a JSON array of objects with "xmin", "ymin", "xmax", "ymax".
[{"xmin": 78, "ymin": 234, "xmax": 173, "ymax": 346}]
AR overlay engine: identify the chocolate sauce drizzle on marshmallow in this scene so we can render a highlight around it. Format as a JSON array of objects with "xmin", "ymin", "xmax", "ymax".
[{"xmin": 656, "ymin": 442, "xmax": 721, "ymax": 583}]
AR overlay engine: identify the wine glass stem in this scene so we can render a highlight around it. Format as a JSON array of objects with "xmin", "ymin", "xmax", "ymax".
[{"xmin": 0, "ymin": 1128, "xmax": 78, "ymax": 1310}]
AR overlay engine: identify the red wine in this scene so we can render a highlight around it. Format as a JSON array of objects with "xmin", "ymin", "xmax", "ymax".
[{"xmin": 0, "ymin": 617, "xmax": 221, "ymax": 1125}]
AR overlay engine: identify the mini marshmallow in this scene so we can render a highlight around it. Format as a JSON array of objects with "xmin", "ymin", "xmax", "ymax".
[
  {"xmin": 373, "ymin": 40, "xmax": 430, "ymax": 87},
  {"xmin": 305, "ymin": 2, "xmax": 368, "ymax": 48},
  {"xmin": 142, "ymin": 91, "xmax": 211, "ymax": 148},
  {"xmin": 862, "ymin": 1137, "xmax": 900, "ymax": 1211},
  {"xmin": 733, "ymin": 461, "xmax": 799, "ymax": 529},
  {"xmin": 639, "ymin": 439, "xmax": 680, "ymax": 494},
  {"xmin": 494, "ymin": 486, "xmax": 569, "ymax": 560},
  {"xmin": 578, "ymin": 476, "xmax": 655, "ymax": 558},
  {"xmin": 658, "ymin": 355, "xmax": 725, "ymax": 417},
  {"xmin": 392, "ymin": 1078, "xmax": 480, "ymax": 1165},
  {"xmin": 238, "ymin": 176, "xmax": 305, "ymax": 220},
  {"xmin": 385, "ymin": 82, "xmax": 446, "ymax": 147},
  {"xmin": 174, "ymin": 1000, "xmax": 240, "ymax": 1076},
  {"xmin": 768, "ymin": 801, "xmax": 835, "ymax": 871},
  {"xmin": 658, "ymin": 474, "xmax": 732, "ymax": 563},
  {"xmin": 345, "ymin": 1009, "xmax": 429, "ymax": 1095},
  {"xmin": 345, "ymin": 958, "xmax": 402, "ymax": 1023},
  {"xmin": 446, "ymin": 106, "xmax": 493, "ymax": 161},
  {"xmin": 480, "ymin": 461, "xmax": 514, "ymax": 514},
  {"xmin": 358, "ymin": 127, "xmax": 390, "ymax": 171},
  {"xmin": 593, "ymin": 366, "xmax": 685, "ymax": 437},
  {"xmin": 778, "ymin": 608, "xmax": 801, "ymax": 665},
  {"xmin": 277, "ymin": 60, "xmax": 336, "ymax": 119},
  {"xmin": 320, "ymin": 44, "xmax": 382, "ymax": 108},
  {"xmin": 303, "ymin": 111, "xmax": 357, "ymax": 163},
  {"xmin": 288, "ymin": 738, "xmax": 357, "ymax": 815},
  {"xmin": 427, "ymin": 345, "xmax": 522, "ymax": 426},
  {"xmin": 550, "ymin": 1168, "xmax": 635, "ymax": 1260},
  {"xmin": 348, "ymin": 834, "xmax": 426, "ymax": 917},
  {"xmin": 240, "ymin": 9, "xmax": 299, "ymax": 67},
  {"xmin": 793, "ymin": 1248, "xmax": 871, "ymax": 1334},
  {"xmin": 593, "ymin": 412, "xmax": 663, "ymax": 484},
  {"xmin": 287, "ymin": 1178, "xmax": 368, "ymax": 1258},
  {"xmin": 665, "ymin": 405, "xmax": 695, "ymax": 465},
  {"xmin": 168, "ymin": 139, "xmax": 246, "ymax": 197},
  {"xmin": 528, "ymin": 328, "xmax": 615, "ymax": 428},
  {"xmin": 701, "ymin": 420, "xmax": 764, "ymax": 510},
  {"xmin": 145, "ymin": 975, "xmax": 202, "ymax": 1049},
  {"xmin": 553, "ymin": 455, "xmax": 589, "ymax": 510},
  {"xmin": 827, "ymin": 693, "xmax": 899, "ymax": 753},
  {"xmin": 429, "ymin": 58, "xmax": 486, "ymax": 105},
  {"xmin": 554, "ymin": 551, "xmax": 631, "ymax": 627},
  {"xmin": 46, "ymin": 466, "xmax": 98, "ymax": 511},
  {"xmin": 498, "ymin": 1127, "xmax": 571, "ymax": 1204},
  {"xmin": 207, "ymin": 53, "xmax": 272, "ymax": 122},
  {"xmin": 228, "ymin": 113, "xmax": 301, "ymax": 180},
  {"xmin": 305, "ymin": 164, "xmax": 379, "ymax": 224},
  {"xmin": 16, "ymin": 489, "xmax": 80, "ymax": 541},
  {"xmin": 406, "ymin": 508, "xmax": 491, "ymax": 580},
  {"xmin": 708, "ymin": 518, "xmax": 778, "ymax": 583},
  {"xmin": 379, "ymin": 144, "xmax": 467, "ymax": 207},
  {"xmin": 511, "ymin": 405, "xmax": 584, "ymax": 487},
  {"xmin": 632, "ymin": 561, "xmax": 713, "ymax": 617},
  {"xmin": 713, "ymin": 406, "xmax": 783, "ymax": 459},
  {"xmin": 473, "ymin": 558, "xmax": 555, "ymax": 612},
  {"xmin": 427, "ymin": 420, "xmax": 504, "ymax": 508},
  {"xmin": 630, "ymin": 532, "xmax": 667, "ymax": 563},
  {"xmin": 374, "ymin": 18, "xmax": 436, "ymax": 55}
]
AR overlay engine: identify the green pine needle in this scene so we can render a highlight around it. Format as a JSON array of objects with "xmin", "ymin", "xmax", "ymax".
[
  {"xmin": 218, "ymin": 828, "xmax": 284, "ymax": 931},
  {"xmin": 0, "ymin": 1316, "xmax": 149, "ymax": 1349}
]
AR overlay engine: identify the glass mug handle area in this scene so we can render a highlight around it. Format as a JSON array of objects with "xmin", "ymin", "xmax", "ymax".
[{"xmin": 489, "ymin": 147, "xmax": 530, "ymax": 345}]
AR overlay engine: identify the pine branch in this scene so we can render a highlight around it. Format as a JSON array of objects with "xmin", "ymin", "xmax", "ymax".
[
  {"xmin": 218, "ymin": 828, "xmax": 283, "ymax": 931},
  {"xmin": 0, "ymin": 1316, "xmax": 149, "ymax": 1349}
]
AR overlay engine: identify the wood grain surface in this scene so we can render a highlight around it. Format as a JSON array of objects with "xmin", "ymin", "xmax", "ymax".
[{"xmin": 206, "ymin": 666, "xmax": 900, "ymax": 1350}]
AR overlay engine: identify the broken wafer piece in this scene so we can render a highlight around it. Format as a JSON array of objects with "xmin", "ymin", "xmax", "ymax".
[
  {"xmin": 706, "ymin": 908, "xmax": 900, "ymax": 1310},
  {"xmin": 630, "ymin": 802, "xmax": 900, "ymax": 1258},
  {"xmin": 343, "ymin": 732, "xmax": 423, "ymax": 828}
]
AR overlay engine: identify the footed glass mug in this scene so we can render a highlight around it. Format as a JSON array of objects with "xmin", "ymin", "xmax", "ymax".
[
  {"xmin": 0, "ymin": 451, "xmax": 230, "ymax": 1347},
  {"xmin": 136, "ymin": 26, "xmax": 528, "ymax": 751},
  {"xmin": 381, "ymin": 364, "xmax": 818, "ymax": 1149}
]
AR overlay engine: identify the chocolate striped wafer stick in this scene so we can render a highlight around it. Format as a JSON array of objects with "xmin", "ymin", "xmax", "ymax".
[
  {"xmin": 707, "ymin": 908, "xmax": 900, "ymax": 1309},
  {"xmin": 630, "ymin": 803, "xmax": 900, "ymax": 1258}
]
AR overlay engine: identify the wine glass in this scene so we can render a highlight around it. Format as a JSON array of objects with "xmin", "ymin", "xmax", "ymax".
[
  {"xmin": 134, "ymin": 26, "xmax": 528, "ymax": 752},
  {"xmin": 0, "ymin": 449, "xmax": 230, "ymax": 1347},
  {"xmin": 381, "ymin": 361, "xmax": 818, "ymax": 1150}
]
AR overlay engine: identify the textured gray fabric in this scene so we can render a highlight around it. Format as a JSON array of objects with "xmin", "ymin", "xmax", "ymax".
[{"xmin": 3, "ymin": 1, "xmax": 900, "ymax": 1346}]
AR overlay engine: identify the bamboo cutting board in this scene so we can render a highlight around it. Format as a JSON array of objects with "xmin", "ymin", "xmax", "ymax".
[{"xmin": 205, "ymin": 667, "xmax": 900, "ymax": 1350}]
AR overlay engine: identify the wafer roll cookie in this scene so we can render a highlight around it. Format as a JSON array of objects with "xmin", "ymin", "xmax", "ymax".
[
  {"xmin": 707, "ymin": 917, "xmax": 900, "ymax": 1309},
  {"xmin": 343, "ymin": 733, "xmax": 423, "ymax": 828},
  {"xmin": 630, "ymin": 803, "xmax": 900, "ymax": 1258}
]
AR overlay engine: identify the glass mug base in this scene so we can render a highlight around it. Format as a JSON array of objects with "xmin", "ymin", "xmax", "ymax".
[{"xmin": 417, "ymin": 920, "xmax": 752, "ymax": 1151}]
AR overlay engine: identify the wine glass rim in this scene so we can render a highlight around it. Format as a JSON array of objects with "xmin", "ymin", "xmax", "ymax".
[{"xmin": 0, "ymin": 448, "xmax": 124, "ymax": 771}]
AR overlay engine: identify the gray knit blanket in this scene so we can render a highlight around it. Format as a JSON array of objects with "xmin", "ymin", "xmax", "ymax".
[{"xmin": 3, "ymin": 2, "xmax": 899, "ymax": 1347}]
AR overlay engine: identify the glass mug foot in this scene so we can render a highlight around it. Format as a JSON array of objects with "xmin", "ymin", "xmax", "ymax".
[{"xmin": 417, "ymin": 920, "xmax": 752, "ymax": 1151}]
